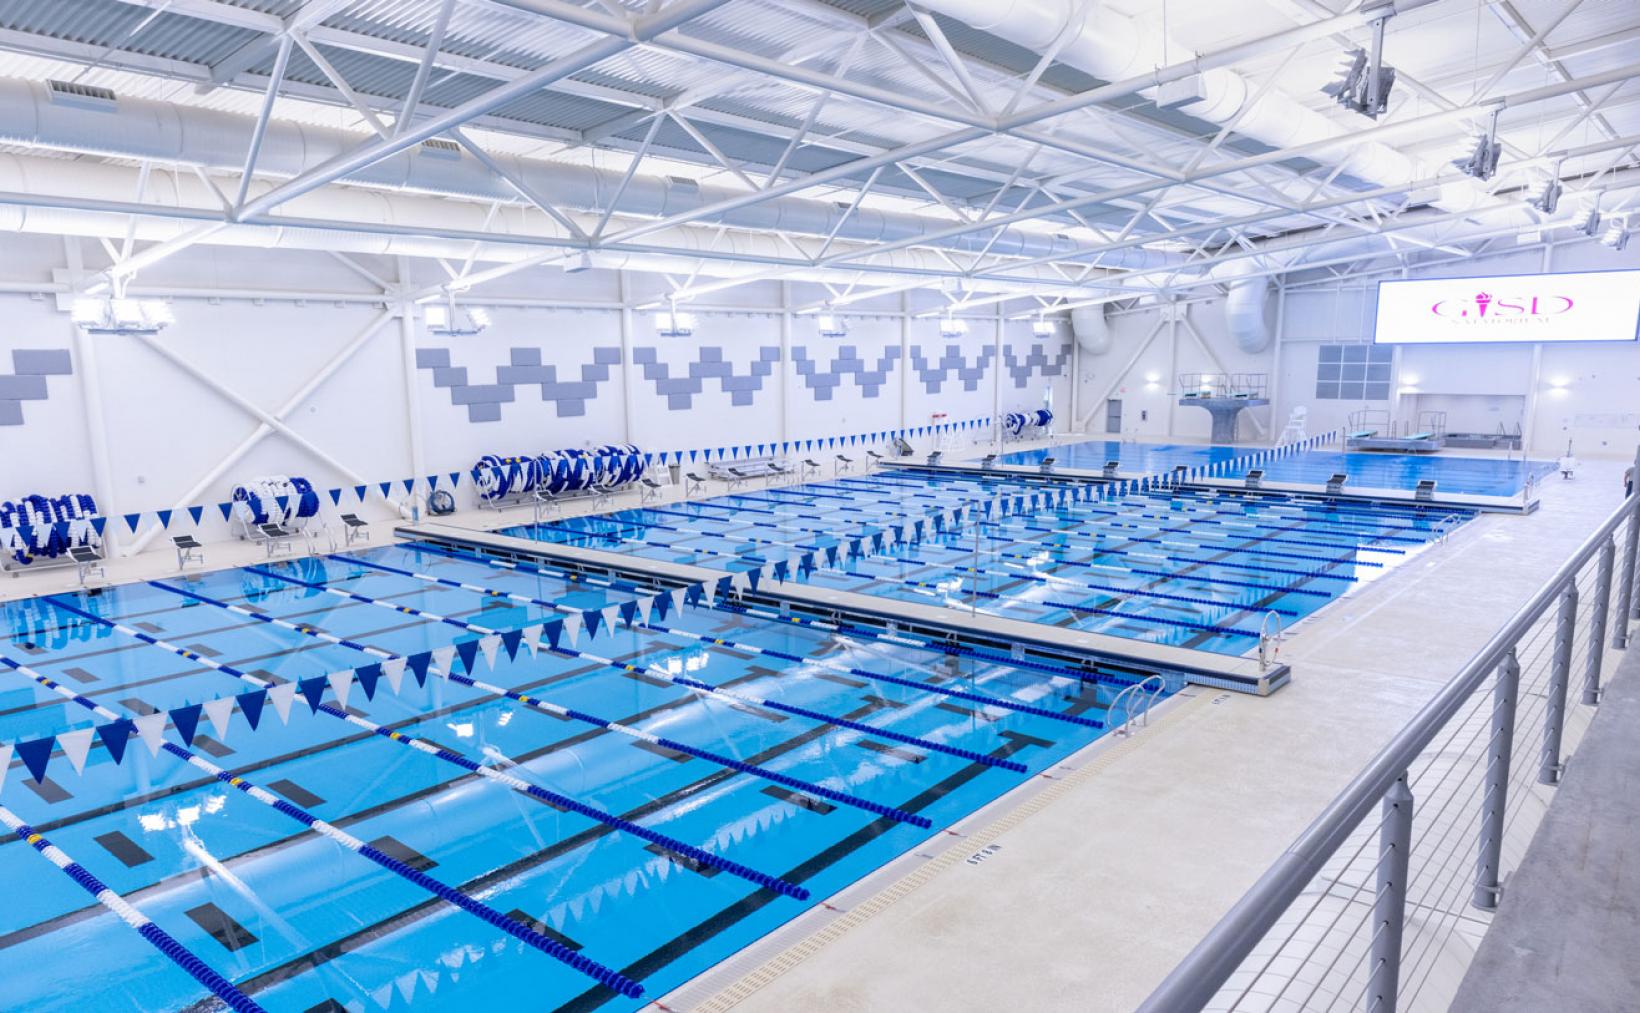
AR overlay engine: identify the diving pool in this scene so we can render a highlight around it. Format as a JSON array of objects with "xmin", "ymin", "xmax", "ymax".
[
  {"xmin": 0, "ymin": 541, "xmax": 1129, "ymax": 1011},
  {"xmin": 1000, "ymin": 439, "xmax": 1554, "ymax": 497}
]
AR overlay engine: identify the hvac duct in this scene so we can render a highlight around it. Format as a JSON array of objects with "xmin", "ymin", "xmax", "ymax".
[
  {"xmin": 1070, "ymin": 305, "xmax": 1111, "ymax": 355},
  {"xmin": 0, "ymin": 77, "xmax": 1175, "ymax": 272},
  {"xmin": 1224, "ymin": 273, "xmax": 1275, "ymax": 354}
]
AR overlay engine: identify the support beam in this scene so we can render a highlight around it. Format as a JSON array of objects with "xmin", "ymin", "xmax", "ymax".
[
  {"xmin": 237, "ymin": 0, "xmax": 735, "ymax": 222},
  {"xmin": 125, "ymin": 307, "xmax": 399, "ymax": 554}
]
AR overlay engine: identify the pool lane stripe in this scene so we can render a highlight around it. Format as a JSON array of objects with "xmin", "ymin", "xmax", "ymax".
[
  {"xmin": 150, "ymin": 579, "xmax": 931, "ymax": 830},
  {"xmin": 330, "ymin": 553, "xmax": 1103, "ymax": 732},
  {"xmin": 0, "ymin": 646, "xmax": 644, "ymax": 1002},
  {"xmin": 44, "ymin": 594, "xmax": 804, "ymax": 904},
  {"xmin": 250, "ymin": 560, "xmax": 1026, "ymax": 775},
  {"xmin": 0, "ymin": 804, "xmax": 267, "ymax": 1013}
]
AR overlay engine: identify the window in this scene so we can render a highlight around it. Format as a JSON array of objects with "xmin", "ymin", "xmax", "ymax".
[{"xmin": 1315, "ymin": 344, "xmax": 1392, "ymax": 400}]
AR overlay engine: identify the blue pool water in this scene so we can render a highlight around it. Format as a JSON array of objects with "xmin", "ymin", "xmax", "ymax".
[
  {"xmin": 0, "ymin": 542, "xmax": 1130, "ymax": 1011},
  {"xmin": 514, "ymin": 469, "xmax": 1466, "ymax": 656},
  {"xmin": 1001, "ymin": 440, "xmax": 1554, "ymax": 498}
]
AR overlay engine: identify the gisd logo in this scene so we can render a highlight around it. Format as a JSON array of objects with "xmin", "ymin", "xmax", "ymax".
[{"xmin": 1430, "ymin": 291, "xmax": 1575, "ymax": 319}]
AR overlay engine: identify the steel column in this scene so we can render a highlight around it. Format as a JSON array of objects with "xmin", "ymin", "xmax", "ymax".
[
  {"xmin": 1539, "ymin": 583, "xmax": 1578, "ymax": 785},
  {"xmin": 1473, "ymin": 649, "xmax": 1520, "ymax": 910},
  {"xmin": 1368, "ymin": 774, "xmax": 1414, "ymax": 1013}
]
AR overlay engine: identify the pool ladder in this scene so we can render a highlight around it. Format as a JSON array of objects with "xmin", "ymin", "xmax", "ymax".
[
  {"xmin": 1109, "ymin": 674, "xmax": 1167, "ymax": 737},
  {"xmin": 1433, "ymin": 513, "xmax": 1464, "ymax": 544},
  {"xmin": 1258, "ymin": 610, "xmax": 1284, "ymax": 672}
]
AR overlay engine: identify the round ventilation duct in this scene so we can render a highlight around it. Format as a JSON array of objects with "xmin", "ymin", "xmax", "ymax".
[
  {"xmin": 1226, "ymin": 277, "xmax": 1275, "ymax": 354},
  {"xmin": 1070, "ymin": 305, "xmax": 1111, "ymax": 355}
]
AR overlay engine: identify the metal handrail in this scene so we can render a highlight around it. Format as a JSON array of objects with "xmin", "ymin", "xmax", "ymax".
[
  {"xmin": 1109, "ymin": 674, "xmax": 1167, "ymax": 737},
  {"xmin": 1140, "ymin": 462, "xmax": 1640, "ymax": 1013},
  {"xmin": 1257, "ymin": 610, "xmax": 1283, "ymax": 671}
]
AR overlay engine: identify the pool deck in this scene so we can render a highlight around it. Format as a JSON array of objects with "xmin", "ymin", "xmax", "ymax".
[{"xmin": 661, "ymin": 452, "xmax": 1632, "ymax": 1012}]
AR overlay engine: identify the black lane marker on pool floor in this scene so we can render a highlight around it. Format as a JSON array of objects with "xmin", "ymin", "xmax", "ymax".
[
  {"xmin": 226, "ymin": 699, "xmax": 904, "ymax": 997},
  {"xmin": 551, "ymin": 731, "xmax": 1054, "ymax": 1013},
  {"xmin": 0, "ymin": 654, "xmax": 619, "ymax": 851},
  {"xmin": 94, "ymin": 830, "xmax": 155, "ymax": 868},
  {"xmin": 0, "ymin": 657, "xmax": 805, "ymax": 951},
  {"xmin": 185, "ymin": 902, "xmax": 260, "ymax": 953}
]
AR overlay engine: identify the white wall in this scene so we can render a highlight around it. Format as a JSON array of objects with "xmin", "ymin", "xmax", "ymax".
[
  {"xmin": 1072, "ymin": 236, "xmax": 1640, "ymax": 457},
  {"xmin": 0, "ymin": 237, "xmax": 1074, "ymax": 554}
]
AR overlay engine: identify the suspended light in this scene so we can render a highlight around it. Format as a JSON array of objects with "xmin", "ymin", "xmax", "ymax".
[
  {"xmin": 1528, "ymin": 175, "xmax": 1563, "ymax": 215},
  {"xmin": 426, "ymin": 301, "xmax": 491, "ymax": 336},
  {"xmin": 1575, "ymin": 206, "xmax": 1603, "ymax": 237},
  {"xmin": 939, "ymin": 315, "xmax": 968, "ymax": 338},
  {"xmin": 1454, "ymin": 109, "xmax": 1503, "ymax": 181},
  {"xmin": 1031, "ymin": 316, "xmax": 1057, "ymax": 337},
  {"xmin": 816, "ymin": 313, "xmax": 848, "ymax": 337},
  {"xmin": 71, "ymin": 296, "xmax": 173, "ymax": 335},
  {"xmin": 655, "ymin": 309, "xmax": 695, "ymax": 337},
  {"xmin": 1599, "ymin": 215, "xmax": 1631, "ymax": 252}
]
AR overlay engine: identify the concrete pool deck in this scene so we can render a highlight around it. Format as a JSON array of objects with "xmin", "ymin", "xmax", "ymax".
[{"xmin": 660, "ymin": 451, "xmax": 1630, "ymax": 1013}]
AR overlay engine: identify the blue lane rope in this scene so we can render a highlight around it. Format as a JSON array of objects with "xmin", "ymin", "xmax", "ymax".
[
  {"xmin": 334, "ymin": 552, "xmax": 1103, "ymax": 731},
  {"xmin": 48, "ymin": 588, "xmax": 803, "ymax": 903},
  {"xmin": 3, "ymin": 630, "xmax": 645, "ymax": 999},
  {"xmin": 151, "ymin": 577, "xmax": 930, "ymax": 830},
  {"xmin": 261, "ymin": 556, "xmax": 1029, "ymax": 777},
  {"xmin": 0, "ymin": 808, "xmax": 268, "ymax": 1013},
  {"xmin": 407, "ymin": 543, "xmax": 1147, "ymax": 692}
]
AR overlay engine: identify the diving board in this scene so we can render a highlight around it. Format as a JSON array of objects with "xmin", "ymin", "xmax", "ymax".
[{"xmin": 397, "ymin": 521, "xmax": 1292, "ymax": 697}]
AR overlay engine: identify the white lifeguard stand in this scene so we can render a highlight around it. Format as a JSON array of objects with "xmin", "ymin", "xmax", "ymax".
[{"xmin": 1279, "ymin": 405, "xmax": 1309, "ymax": 445}]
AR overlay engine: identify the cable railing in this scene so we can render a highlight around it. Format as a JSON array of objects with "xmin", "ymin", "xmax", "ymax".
[{"xmin": 1141, "ymin": 448, "xmax": 1640, "ymax": 1013}]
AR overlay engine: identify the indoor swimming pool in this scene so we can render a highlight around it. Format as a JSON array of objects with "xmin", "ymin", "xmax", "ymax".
[
  {"xmin": 1000, "ymin": 439, "xmax": 1554, "ymax": 497},
  {"xmin": 514, "ymin": 469, "xmax": 1468, "ymax": 656},
  {"xmin": 0, "ymin": 543, "xmax": 1131, "ymax": 1011}
]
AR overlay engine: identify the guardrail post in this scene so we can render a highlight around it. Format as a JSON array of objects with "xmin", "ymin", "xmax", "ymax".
[
  {"xmin": 1585, "ymin": 539, "xmax": 1615, "ymax": 704},
  {"xmin": 1473, "ymin": 648, "xmax": 1519, "ymax": 910},
  {"xmin": 1369, "ymin": 773, "xmax": 1414, "ymax": 1013},
  {"xmin": 1616, "ymin": 452, "xmax": 1640, "ymax": 647},
  {"xmin": 1539, "ymin": 584, "xmax": 1578, "ymax": 785}
]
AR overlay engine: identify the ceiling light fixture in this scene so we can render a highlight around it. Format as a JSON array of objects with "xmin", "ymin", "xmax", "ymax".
[
  {"xmin": 426, "ymin": 301, "xmax": 491, "ymax": 336},
  {"xmin": 939, "ymin": 314, "xmax": 969, "ymax": 338},
  {"xmin": 1454, "ymin": 108, "xmax": 1503, "ymax": 181},
  {"xmin": 816, "ymin": 313, "xmax": 848, "ymax": 337},
  {"xmin": 655, "ymin": 305, "xmax": 696, "ymax": 337},
  {"xmin": 1320, "ymin": 14, "xmax": 1396, "ymax": 119},
  {"xmin": 1598, "ymin": 214, "xmax": 1631, "ymax": 252},
  {"xmin": 71, "ymin": 296, "xmax": 173, "ymax": 335}
]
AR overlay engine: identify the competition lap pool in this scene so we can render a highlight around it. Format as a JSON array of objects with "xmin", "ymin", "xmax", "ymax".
[
  {"xmin": 514, "ymin": 469, "xmax": 1469, "ymax": 656},
  {"xmin": 0, "ymin": 542, "xmax": 1130, "ymax": 1011}
]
